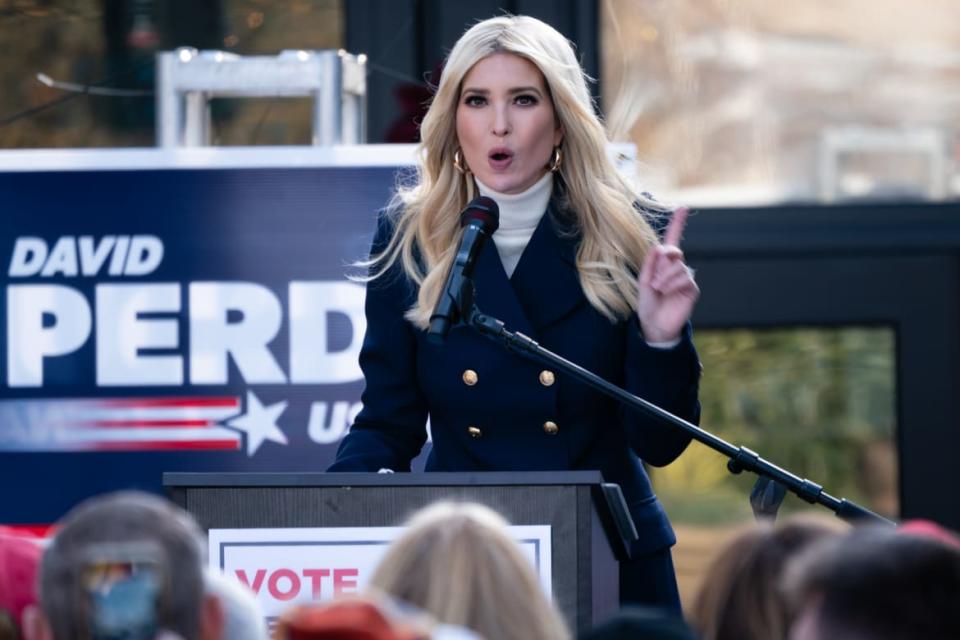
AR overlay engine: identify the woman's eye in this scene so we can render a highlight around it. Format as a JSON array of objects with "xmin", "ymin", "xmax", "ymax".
[
  {"xmin": 463, "ymin": 95, "xmax": 486, "ymax": 107},
  {"xmin": 515, "ymin": 94, "xmax": 538, "ymax": 106}
]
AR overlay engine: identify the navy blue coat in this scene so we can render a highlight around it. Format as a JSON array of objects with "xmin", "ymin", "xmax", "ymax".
[{"xmin": 329, "ymin": 202, "xmax": 701, "ymax": 557}]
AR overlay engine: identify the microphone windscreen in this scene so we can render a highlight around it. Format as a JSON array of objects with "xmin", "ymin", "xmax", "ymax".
[{"xmin": 460, "ymin": 196, "xmax": 500, "ymax": 233}]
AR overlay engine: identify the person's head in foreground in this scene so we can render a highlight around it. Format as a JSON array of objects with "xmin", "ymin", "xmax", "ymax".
[
  {"xmin": 382, "ymin": 14, "xmax": 668, "ymax": 329},
  {"xmin": 23, "ymin": 491, "xmax": 223, "ymax": 640},
  {"xmin": 690, "ymin": 512, "xmax": 848, "ymax": 640},
  {"xmin": 579, "ymin": 605, "xmax": 699, "ymax": 640},
  {"xmin": 783, "ymin": 523, "xmax": 960, "ymax": 640},
  {"xmin": 368, "ymin": 501, "xmax": 570, "ymax": 640},
  {"xmin": 272, "ymin": 595, "xmax": 480, "ymax": 640},
  {"xmin": 205, "ymin": 569, "xmax": 266, "ymax": 640}
]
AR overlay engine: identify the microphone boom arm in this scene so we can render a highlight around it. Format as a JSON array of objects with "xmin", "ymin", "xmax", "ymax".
[{"xmin": 456, "ymin": 281, "xmax": 893, "ymax": 526}]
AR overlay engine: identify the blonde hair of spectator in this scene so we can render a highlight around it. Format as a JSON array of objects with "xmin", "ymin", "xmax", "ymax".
[
  {"xmin": 369, "ymin": 501, "xmax": 570, "ymax": 640},
  {"xmin": 690, "ymin": 512, "xmax": 849, "ymax": 640}
]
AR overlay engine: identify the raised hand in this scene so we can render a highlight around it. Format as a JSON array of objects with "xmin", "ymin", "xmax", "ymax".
[{"xmin": 637, "ymin": 207, "xmax": 700, "ymax": 344}]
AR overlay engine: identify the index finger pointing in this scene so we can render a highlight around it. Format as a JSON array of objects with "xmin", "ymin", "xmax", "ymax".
[{"xmin": 663, "ymin": 206, "xmax": 689, "ymax": 247}]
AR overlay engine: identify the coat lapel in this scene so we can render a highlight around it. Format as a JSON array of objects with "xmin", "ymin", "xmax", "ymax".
[
  {"xmin": 508, "ymin": 204, "xmax": 586, "ymax": 333},
  {"xmin": 469, "ymin": 201, "xmax": 587, "ymax": 338},
  {"xmin": 471, "ymin": 228, "xmax": 537, "ymax": 338}
]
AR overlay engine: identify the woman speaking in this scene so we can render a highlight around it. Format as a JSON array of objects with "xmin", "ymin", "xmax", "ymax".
[{"xmin": 329, "ymin": 15, "xmax": 702, "ymax": 611}]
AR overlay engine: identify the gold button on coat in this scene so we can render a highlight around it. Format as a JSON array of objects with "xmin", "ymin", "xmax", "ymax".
[
  {"xmin": 539, "ymin": 370, "xmax": 555, "ymax": 387},
  {"xmin": 543, "ymin": 421, "xmax": 559, "ymax": 435},
  {"xmin": 467, "ymin": 426, "xmax": 482, "ymax": 438},
  {"xmin": 462, "ymin": 369, "xmax": 478, "ymax": 386}
]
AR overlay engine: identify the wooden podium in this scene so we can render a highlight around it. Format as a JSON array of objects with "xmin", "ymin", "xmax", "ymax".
[{"xmin": 164, "ymin": 471, "xmax": 637, "ymax": 632}]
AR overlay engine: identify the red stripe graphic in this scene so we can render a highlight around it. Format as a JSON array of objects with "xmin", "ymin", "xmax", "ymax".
[
  {"xmin": 0, "ymin": 525, "xmax": 54, "ymax": 538},
  {"xmin": 88, "ymin": 440, "xmax": 241, "ymax": 451},
  {"xmin": 97, "ymin": 397, "xmax": 240, "ymax": 408},
  {"xmin": 0, "ymin": 395, "xmax": 245, "ymax": 453},
  {"xmin": 90, "ymin": 419, "xmax": 213, "ymax": 428}
]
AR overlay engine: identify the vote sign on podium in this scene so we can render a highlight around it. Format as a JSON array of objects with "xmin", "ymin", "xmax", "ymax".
[{"xmin": 209, "ymin": 525, "xmax": 552, "ymax": 621}]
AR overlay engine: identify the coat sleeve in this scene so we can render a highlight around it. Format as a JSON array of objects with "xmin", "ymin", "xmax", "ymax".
[
  {"xmin": 622, "ymin": 320, "xmax": 702, "ymax": 467},
  {"xmin": 327, "ymin": 215, "xmax": 428, "ymax": 471}
]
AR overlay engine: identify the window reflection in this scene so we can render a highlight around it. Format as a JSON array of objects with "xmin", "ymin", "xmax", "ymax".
[
  {"xmin": 601, "ymin": 1, "xmax": 960, "ymax": 204},
  {"xmin": 652, "ymin": 326, "xmax": 898, "ymax": 604}
]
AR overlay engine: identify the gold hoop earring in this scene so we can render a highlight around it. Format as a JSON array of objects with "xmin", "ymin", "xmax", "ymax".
[
  {"xmin": 453, "ymin": 148, "xmax": 469, "ymax": 174},
  {"xmin": 548, "ymin": 146, "xmax": 562, "ymax": 173}
]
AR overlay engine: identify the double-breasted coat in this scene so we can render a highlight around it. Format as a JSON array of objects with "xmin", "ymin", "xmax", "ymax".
[{"xmin": 329, "ymin": 200, "xmax": 702, "ymax": 608}]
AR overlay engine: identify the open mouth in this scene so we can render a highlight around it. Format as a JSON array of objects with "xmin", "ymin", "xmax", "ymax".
[{"xmin": 488, "ymin": 149, "xmax": 514, "ymax": 168}]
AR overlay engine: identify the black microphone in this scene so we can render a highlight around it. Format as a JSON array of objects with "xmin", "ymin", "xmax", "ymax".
[{"xmin": 427, "ymin": 196, "xmax": 500, "ymax": 344}]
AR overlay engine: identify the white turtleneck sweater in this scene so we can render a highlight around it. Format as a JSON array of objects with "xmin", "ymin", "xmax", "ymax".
[{"xmin": 475, "ymin": 172, "xmax": 553, "ymax": 278}]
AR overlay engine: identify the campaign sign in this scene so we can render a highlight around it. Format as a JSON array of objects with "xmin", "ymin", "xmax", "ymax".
[
  {"xmin": 0, "ymin": 157, "xmax": 407, "ymax": 524},
  {"xmin": 209, "ymin": 525, "xmax": 553, "ymax": 621}
]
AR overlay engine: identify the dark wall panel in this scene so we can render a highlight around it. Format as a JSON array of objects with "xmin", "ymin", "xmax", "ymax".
[
  {"xmin": 346, "ymin": 0, "xmax": 600, "ymax": 142},
  {"xmin": 344, "ymin": 0, "xmax": 420, "ymax": 144}
]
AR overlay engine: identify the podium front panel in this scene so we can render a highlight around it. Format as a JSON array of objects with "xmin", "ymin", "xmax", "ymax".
[{"xmin": 168, "ymin": 472, "xmax": 621, "ymax": 631}]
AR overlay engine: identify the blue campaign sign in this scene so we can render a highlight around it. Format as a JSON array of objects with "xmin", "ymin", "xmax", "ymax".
[{"xmin": 0, "ymin": 148, "xmax": 414, "ymax": 524}]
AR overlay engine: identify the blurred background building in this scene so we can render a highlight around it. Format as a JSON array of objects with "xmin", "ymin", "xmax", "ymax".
[
  {"xmin": 1, "ymin": 0, "xmax": 957, "ymax": 202},
  {"xmin": 601, "ymin": 0, "xmax": 960, "ymax": 204}
]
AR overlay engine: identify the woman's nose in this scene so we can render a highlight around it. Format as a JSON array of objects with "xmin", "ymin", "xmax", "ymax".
[{"xmin": 491, "ymin": 105, "xmax": 511, "ymax": 136}]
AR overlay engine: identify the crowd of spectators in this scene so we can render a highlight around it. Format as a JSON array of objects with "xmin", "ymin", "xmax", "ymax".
[
  {"xmin": 1, "ymin": 491, "xmax": 958, "ymax": 640},
  {"xmin": 689, "ymin": 513, "xmax": 848, "ymax": 639}
]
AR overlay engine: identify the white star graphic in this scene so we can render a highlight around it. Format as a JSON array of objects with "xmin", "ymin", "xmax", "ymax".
[{"xmin": 225, "ymin": 391, "xmax": 288, "ymax": 456}]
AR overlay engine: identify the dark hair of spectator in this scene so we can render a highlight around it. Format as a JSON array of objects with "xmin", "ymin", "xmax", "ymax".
[
  {"xmin": 0, "ymin": 610, "xmax": 16, "ymax": 640},
  {"xmin": 579, "ymin": 605, "xmax": 698, "ymax": 640},
  {"xmin": 690, "ymin": 513, "xmax": 847, "ymax": 640},
  {"xmin": 39, "ymin": 491, "xmax": 207, "ymax": 640},
  {"xmin": 782, "ymin": 525, "xmax": 960, "ymax": 640}
]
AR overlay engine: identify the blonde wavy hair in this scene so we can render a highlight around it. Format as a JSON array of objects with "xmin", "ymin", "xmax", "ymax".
[
  {"xmin": 368, "ymin": 501, "xmax": 571, "ymax": 640},
  {"xmin": 367, "ymin": 14, "xmax": 664, "ymax": 328}
]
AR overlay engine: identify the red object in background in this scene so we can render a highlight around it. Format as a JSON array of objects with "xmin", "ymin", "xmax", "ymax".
[
  {"xmin": 277, "ymin": 599, "xmax": 428, "ymax": 640},
  {"xmin": 0, "ymin": 526, "xmax": 44, "ymax": 631},
  {"xmin": 1, "ymin": 525, "xmax": 52, "ymax": 538},
  {"xmin": 384, "ymin": 63, "xmax": 443, "ymax": 143},
  {"xmin": 898, "ymin": 519, "xmax": 960, "ymax": 549}
]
